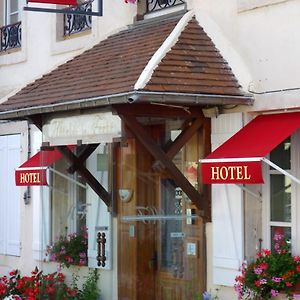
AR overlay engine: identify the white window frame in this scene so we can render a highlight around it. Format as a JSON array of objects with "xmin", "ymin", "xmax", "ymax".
[
  {"xmin": 262, "ymin": 131, "xmax": 300, "ymax": 253},
  {"xmin": 3, "ymin": 0, "xmax": 20, "ymax": 25}
]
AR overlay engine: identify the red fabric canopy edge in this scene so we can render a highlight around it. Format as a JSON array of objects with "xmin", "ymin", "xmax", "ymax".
[
  {"xmin": 202, "ymin": 112, "xmax": 300, "ymax": 184},
  {"xmin": 16, "ymin": 145, "xmax": 75, "ymax": 186}
]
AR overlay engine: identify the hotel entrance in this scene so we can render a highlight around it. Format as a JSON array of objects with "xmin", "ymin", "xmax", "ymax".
[{"xmin": 117, "ymin": 118, "xmax": 209, "ymax": 300}]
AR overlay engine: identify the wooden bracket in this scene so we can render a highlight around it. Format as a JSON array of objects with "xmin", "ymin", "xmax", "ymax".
[
  {"xmin": 27, "ymin": 115, "xmax": 43, "ymax": 131},
  {"xmin": 56, "ymin": 145, "xmax": 111, "ymax": 208},
  {"xmin": 153, "ymin": 117, "xmax": 205, "ymax": 170},
  {"xmin": 119, "ymin": 114, "xmax": 208, "ymax": 218},
  {"xmin": 67, "ymin": 144, "xmax": 99, "ymax": 174}
]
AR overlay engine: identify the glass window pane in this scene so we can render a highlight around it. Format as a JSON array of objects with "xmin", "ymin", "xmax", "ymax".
[
  {"xmin": 160, "ymin": 179, "xmax": 183, "ymax": 271},
  {"xmin": 270, "ymin": 138, "xmax": 291, "ymax": 170},
  {"xmin": 270, "ymin": 175, "xmax": 291, "ymax": 222},
  {"xmin": 9, "ymin": 13, "xmax": 18, "ymax": 24},
  {"xmin": 9, "ymin": 0, "xmax": 18, "ymax": 13}
]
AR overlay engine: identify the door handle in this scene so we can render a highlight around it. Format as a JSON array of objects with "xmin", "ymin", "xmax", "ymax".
[{"xmin": 97, "ymin": 231, "xmax": 107, "ymax": 267}]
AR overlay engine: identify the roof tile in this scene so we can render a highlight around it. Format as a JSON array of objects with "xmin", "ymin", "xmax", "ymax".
[{"xmin": 0, "ymin": 12, "xmax": 249, "ymax": 114}]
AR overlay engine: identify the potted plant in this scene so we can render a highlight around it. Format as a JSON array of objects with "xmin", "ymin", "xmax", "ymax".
[
  {"xmin": 46, "ymin": 228, "xmax": 88, "ymax": 268},
  {"xmin": 235, "ymin": 233, "xmax": 300, "ymax": 300}
]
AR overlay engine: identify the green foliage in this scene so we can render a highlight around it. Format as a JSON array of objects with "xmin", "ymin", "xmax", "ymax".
[{"xmin": 78, "ymin": 269, "xmax": 100, "ymax": 300}]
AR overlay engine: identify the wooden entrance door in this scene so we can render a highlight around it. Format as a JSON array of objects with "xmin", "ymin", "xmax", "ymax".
[
  {"xmin": 155, "ymin": 178, "xmax": 204, "ymax": 300},
  {"xmin": 117, "ymin": 121, "xmax": 208, "ymax": 300}
]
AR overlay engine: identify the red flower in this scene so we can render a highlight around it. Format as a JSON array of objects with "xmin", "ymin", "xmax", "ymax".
[
  {"xmin": 235, "ymin": 275, "xmax": 244, "ymax": 283},
  {"xmin": 259, "ymin": 263, "xmax": 268, "ymax": 270},
  {"xmin": 57, "ymin": 272, "xmax": 65, "ymax": 282},
  {"xmin": 255, "ymin": 280, "xmax": 261, "ymax": 287},
  {"xmin": 285, "ymin": 282, "xmax": 293, "ymax": 287},
  {"xmin": 9, "ymin": 270, "xmax": 17, "ymax": 276}
]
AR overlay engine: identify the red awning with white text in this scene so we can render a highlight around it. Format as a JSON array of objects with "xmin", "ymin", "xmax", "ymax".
[
  {"xmin": 15, "ymin": 146, "xmax": 74, "ymax": 186},
  {"xmin": 201, "ymin": 112, "xmax": 300, "ymax": 184}
]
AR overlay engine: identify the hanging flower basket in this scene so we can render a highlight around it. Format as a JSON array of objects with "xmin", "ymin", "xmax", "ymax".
[{"xmin": 235, "ymin": 233, "xmax": 300, "ymax": 300}]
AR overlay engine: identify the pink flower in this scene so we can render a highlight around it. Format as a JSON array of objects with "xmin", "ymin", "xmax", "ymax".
[
  {"xmin": 260, "ymin": 279, "xmax": 267, "ymax": 285},
  {"xmin": 273, "ymin": 233, "xmax": 284, "ymax": 241},
  {"xmin": 254, "ymin": 267, "xmax": 263, "ymax": 275},
  {"xmin": 294, "ymin": 256, "xmax": 300, "ymax": 262},
  {"xmin": 272, "ymin": 277, "xmax": 282, "ymax": 283},
  {"xmin": 270, "ymin": 289, "xmax": 279, "ymax": 297}
]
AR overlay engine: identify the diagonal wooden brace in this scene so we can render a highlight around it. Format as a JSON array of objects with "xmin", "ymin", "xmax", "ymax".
[
  {"xmin": 120, "ymin": 115, "xmax": 208, "ymax": 218},
  {"xmin": 153, "ymin": 117, "xmax": 205, "ymax": 170},
  {"xmin": 67, "ymin": 144, "xmax": 99, "ymax": 174},
  {"xmin": 57, "ymin": 145, "xmax": 111, "ymax": 208}
]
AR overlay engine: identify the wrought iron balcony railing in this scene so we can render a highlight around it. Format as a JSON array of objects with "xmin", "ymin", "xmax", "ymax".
[
  {"xmin": 64, "ymin": 2, "xmax": 92, "ymax": 36},
  {"xmin": 0, "ymin": 22, "xmax": 22, "ymax": 52},
  {"xmin": 147, "ymin": 0, "xmax": 185, "ymax": 13}
]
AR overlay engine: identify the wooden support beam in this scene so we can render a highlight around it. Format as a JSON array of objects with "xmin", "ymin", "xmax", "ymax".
[
  {"xmin": 120, "ymin": 114, "xmax": 208, "ymax": 218},
  {"xmin": 67, "ymin": 144, "xmax": 99, "ymax": 174},
  {"xmin": 114, "ymin": 104, "xmax": 203, "ymax": 118},
  {"xmin": 57, "ymin": 145, "xmax": 111, "ymax": 208},
  {"xmin": 28, "ymin": 115, "xmax": 43, "ymax": 131},
  {"xmin": 164, "ymin": 117, "xmax": 205, "ymax": 159}
]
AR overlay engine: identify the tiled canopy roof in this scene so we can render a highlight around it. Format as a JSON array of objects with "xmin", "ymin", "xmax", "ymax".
[{"xmin": 0, "ymin": 11, "xmax": 252, "ymax": 118}]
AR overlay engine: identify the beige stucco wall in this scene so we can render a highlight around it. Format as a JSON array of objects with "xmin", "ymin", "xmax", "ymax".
[
  {"xmin": 190, "ymin": 0, "xmax": 300, "ymax": 113},
  {"xmin": 0, "ymin": 0, "xmax": 136, "ymax": 101}
]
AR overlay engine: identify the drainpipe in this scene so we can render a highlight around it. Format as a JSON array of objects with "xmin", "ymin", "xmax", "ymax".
[{"xmin": 23, "ymin": 122, "xmax": 31, "ymax": 205}]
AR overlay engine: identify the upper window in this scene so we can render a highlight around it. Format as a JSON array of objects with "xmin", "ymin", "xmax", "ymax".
[
  {"xmin": 0, "ymin": 0, "xmax": 22, "ymax": 52},
  {"xmin": 61, "ymin": 3, "xmax": 92, "ymax": 37},
  {"xmin": 139, "ymin": 0, "xmax": 185, "ymax": 19}
]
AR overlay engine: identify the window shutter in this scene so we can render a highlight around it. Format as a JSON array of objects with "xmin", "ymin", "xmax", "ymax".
[
  {"xmin": 0, "ymin": 136, "xmax": 7, "ymax": 255},
  {"xmin": 86, "ymin": 144, "xmax": 112, "ymax": 270},
  {"xmin": 211, "ymin": 113, "xmax": 244, "ymax": 286},
  {"xmin": 31, "ymin": 131, "xmax": 50, "ymax": 260},
  {"xmin": 0, "ymin": 135, "xmax": 21, "ymax": 256}
]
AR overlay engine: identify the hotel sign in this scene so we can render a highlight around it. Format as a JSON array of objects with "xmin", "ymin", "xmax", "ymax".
[
  {"xmin": 201, "ymin": 160, "xmax": 263, "ymax": 184},
  {"xmin": 15, "ymin": 169, "xmax": 47, "ymax": 186}
]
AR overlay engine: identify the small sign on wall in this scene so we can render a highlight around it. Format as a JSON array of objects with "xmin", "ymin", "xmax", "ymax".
[{"xmin": 186, "ymin": 242, "xmax": 197, "ymax": 256}]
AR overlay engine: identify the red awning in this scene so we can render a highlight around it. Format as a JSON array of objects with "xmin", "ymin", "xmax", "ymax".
[
  {"xmin": 15, "ymin": 146, "xmax": 74, "ymax": 186},
  {"xmin": 201, "ymin": 112, "xmax": 300, "ymax": 184},
  {"xmin": 27, "ymin": 0, "xmax": 78, "ymax": 6}
]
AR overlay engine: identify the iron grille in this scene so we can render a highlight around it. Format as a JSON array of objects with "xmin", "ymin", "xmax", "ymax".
[
  {"xmin": 0, "ymin": 22, "xmax": 22, "ymax": 52},
  {"xmin": 147, "ymin": 0, "xmax": 185, "ymax": 13},
  {"xmin": 64, "ymin": 2, "xmax": 92, "ymax": 36}
]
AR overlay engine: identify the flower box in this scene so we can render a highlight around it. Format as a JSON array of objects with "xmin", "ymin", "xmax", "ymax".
[{"xmin": 235, "ymin": 233, "xmax": 300, "ymax": 299}]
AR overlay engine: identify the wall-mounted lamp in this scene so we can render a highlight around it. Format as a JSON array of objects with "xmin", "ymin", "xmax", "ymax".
[{"xmin": 118, "ymin": 189, "xmax": 133, "ymax": 202}]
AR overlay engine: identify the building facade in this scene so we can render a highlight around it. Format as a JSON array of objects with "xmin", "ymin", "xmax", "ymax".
[{"xmin": 1, "ymin": 0, "xmax": 300, "ymax": 299}]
